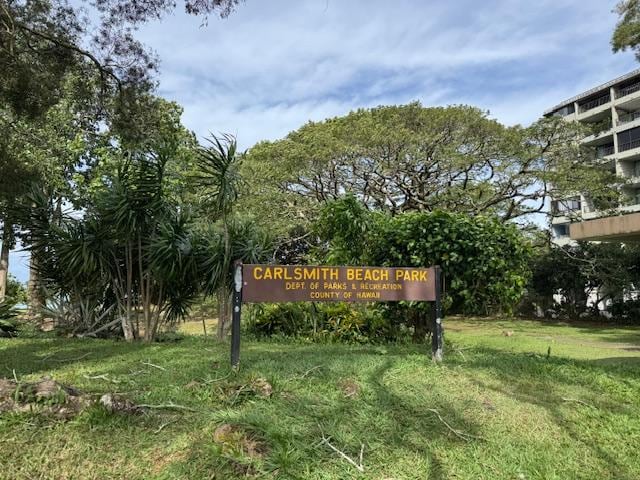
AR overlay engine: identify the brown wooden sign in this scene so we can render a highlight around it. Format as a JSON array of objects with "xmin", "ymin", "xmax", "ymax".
[{"xmin": 241, "ymin": 264, "xmax": 436, "ymax": 303}]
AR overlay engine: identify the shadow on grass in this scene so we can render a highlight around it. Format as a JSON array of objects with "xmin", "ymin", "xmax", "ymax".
[
  {"xmin": 3, "ymin": 335, "xmax": 639, "ymax": 479},
  {"xmin": 457, "ymin": 347, "xmax": 639, "ymax": 480},
  {"xmin": 148, "ymin": 345, "xmax": 485, "ymax": 478},
  {"xmin": 0, "ymin": 337, "xmax": 180, "ymax": 378}
]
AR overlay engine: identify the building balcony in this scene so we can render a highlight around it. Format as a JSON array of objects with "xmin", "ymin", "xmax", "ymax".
[
  {"xmin": 618, "ymin": 138, "xmax": 640, "ymax": 154},
  {"xmin": 595, "ymin": 144, "xmax": 615, "ymax": 159},
  {"xmin": 617, "ymin": 82, "xmax": 640, "ymax": 99},
  {"xmin": 582, "ymin": 128, "xmax": 613, "ymax": 146},
  {"xmin": 579, "ymin": 94, "xmax": 611, "ymax": 112},
  {"xmin": 577, "ymin": 94, "xmax": 611, "ymax": 121},
  {"xmin": 550, "ymin": 214, "xmax": 573, "ymax": 225},
  {"xmin": 617, "ymin": 110, "xmax": 640, "ymax": 125},
  {"xmin": 615, "ymin": 83, "xmax": 640, "ymax": 110}
]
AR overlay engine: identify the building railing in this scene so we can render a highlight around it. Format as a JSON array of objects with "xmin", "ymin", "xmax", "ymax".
[
  {"xmin": 617, "ymin": 111, "xmax": 640, "ymax": 125},
  {"xmin": 596, "ymin": 144, "xmax": 615, "ymax": 157},
  {"xmin": 578, "ymin": 94, "xmax": 611, "ymax": 113},
  {"xmin": 619, "ymin": 138, "xmax": 640, "ymax": 152},
  {"xmin": 617, "ymin": 82, "xmax": 640, "ymax": 98}
]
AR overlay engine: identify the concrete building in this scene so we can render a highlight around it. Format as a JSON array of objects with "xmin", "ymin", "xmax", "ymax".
[{"xmin": 545, "ymin": 68, "xmax": 640, "ymax": 244}]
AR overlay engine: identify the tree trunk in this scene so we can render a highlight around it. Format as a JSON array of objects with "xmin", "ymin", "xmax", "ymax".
[
  {"xmin": 27, "ymin": 255, "xmax": 44, "ymax": 317},
  {"xmin": 0, "ymin": 221, "xmax": 11, "ymax": 302},
  {"xmin": 217, "ymin": 215, "xmax": 231, "ymax": 341},
  {"xmin": 123, "ymin": 242, "xmax": 135, "ymax": 342},
  {"xmin": 121, "ymin": 313, "xmax": 135, "ymax": 341}
]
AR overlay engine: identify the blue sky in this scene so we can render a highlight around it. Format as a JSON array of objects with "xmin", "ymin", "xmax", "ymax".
[{"xmin": 7, "ymin": 0, "xmax": 639, "ymax": 282}]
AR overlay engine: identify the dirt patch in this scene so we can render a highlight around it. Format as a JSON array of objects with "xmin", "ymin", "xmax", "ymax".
[
  {"xmin": 338, "ymin": 378, "xmax": 360, "ymax": 399},
  {"xmin": 150, "ymin": 449, "xmax": 188, "ymax": 474},
  {"xmin": 99, "ymin": 393, "xmax": 144, "ymax": 414},
  {"xmin": 250, "ymin": 378, "xmax": 273, "ymax": 398},
  {"xmin": 213, "ymin": 423, "xmax": 268, "ymax": 459},
  {"xmin": 213, "ymin": 423, "xmax": 269, "ymax": 475},
  {"xmin": 0, "ymin": 377, "xmax": 90, "ymax": 419},
  {"xmin": 224, "ymin": 377, "xmax": 273, "ymax": 404}
]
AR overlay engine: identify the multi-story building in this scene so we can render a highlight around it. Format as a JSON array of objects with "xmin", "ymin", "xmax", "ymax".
[{"xmin": 545, "ymin": 68, "xmax": 640, "ymax": 245}]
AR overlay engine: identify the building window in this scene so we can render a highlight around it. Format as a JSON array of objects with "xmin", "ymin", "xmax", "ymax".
[
  {"xmin": 596, "ymin": 144, "xmax": 615, "ymax": 158},
  {"xmin": 554, "ymin": 224, "xmax": 570, "ymax": 238},
  {"xmin": 617, "ymin": 126, "xmax": 640, "ymax": 152},
  {"xmin": 551, "ymin": 198, "xmax": 581, "ymax": 215}
]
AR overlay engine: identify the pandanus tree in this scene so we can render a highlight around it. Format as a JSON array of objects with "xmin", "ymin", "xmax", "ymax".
[
  {"xmin": 27, "ymin": 155, "xmax": 206, "ymax": 340},
  {"xmin": 193, "ymin": 134, "xmax": 243, "ymax": 340},
  {"xmin": 25, "ymin": 138, "xmax": 271, "ymax": 341}
]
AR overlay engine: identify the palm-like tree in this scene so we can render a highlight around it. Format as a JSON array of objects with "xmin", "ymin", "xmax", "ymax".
[{"xmin": 193, "ymin": 134, "xmax": 242, "ymax": 339}]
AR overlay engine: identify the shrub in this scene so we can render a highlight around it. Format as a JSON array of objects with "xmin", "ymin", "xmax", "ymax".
[
  {"xmin": 247, "ymin": 303, "xmax": 403, "ymax": 344},
  {"xmin": 315, "ymin": 197, "xmax": 531, "ymax": 315}
]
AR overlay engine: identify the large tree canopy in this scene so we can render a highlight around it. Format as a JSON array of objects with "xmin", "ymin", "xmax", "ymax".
[{"xmin": 243, "ymin": 103, "xmax": 617, "ymax": 228}]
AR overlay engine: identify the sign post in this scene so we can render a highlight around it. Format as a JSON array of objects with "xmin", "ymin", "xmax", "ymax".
[
  {"xmin": 230, "ymin": 264, "xmax": 443, "ymax": 368},
  {"xmin": 231, "ymin": 260, "xmax": 243, "ymax": 369},
  {"xmin": 432, "ymin": 265, "xmax": 444, "ymax": 362}
]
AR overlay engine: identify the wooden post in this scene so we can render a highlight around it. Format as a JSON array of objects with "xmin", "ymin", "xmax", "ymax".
[
  {"xmin": 431, "ymin": 265, "xmax": 444, "ymax": 362},
  {"xmin": 231, "ymin": 261, "xmax": 243, "ymax": 368}
]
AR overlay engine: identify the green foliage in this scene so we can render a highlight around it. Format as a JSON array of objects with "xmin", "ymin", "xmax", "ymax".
[
  {"xmin": 526, "ymin": 242, "xmax": 640, "ymax": 320},
  {"xmin": 0, "ymin": 301, "xmax": 19, "ymax": 337},
  {"xmin": 247, "ymin": 302, "xmax": 400, "ymax": 343},
  {"xmin": 612, "ymin": 0, "xmax": 640, "ymax": 60},
  {"xmin": 316, "ymin": 197, "xmax": 531, "ymax": 315},
  {"xmin": 313, "ymin": 194, "xmax": 370, "ymax": 264},
  {"xmin": 242, "ymin": 103, "xmax": 611, "ymax": 230},
  {"xmin": 6, "ymin": 275, "xmax": 27, "ymax": 305}
]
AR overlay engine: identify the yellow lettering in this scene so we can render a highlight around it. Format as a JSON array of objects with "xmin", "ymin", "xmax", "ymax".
[
  {"xmin": 347, "ymin": 268, "xmax": 355, "ymax": 281},
  {"xmin": 263, "ymin": 268, "xmax": 272, "ymax": 280},
  {"xmin": 253, "ymin": 267, "xmax": 263, "ymax": 280}
]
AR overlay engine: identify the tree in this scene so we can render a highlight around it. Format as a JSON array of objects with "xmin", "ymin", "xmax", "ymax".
[
  {"xmin": 528, "ymin": 242, "xmax": 640, "ymax": 318},
  {"xmin": 612, "ymin": 0, "xmax": 640, "ymax": 60},
  {"xmin": 1, "ymin": 0, "xmax": 244, "ymax": 115},
  {"xmin": 193, "ymin": 134, "xmax": 243, "ymax": 339},
  {"xmin": 0, "ymin": 0, "xmax": 244, "ymax": 300},
  {"xmin": 243, "ymin": 103, "xmax": 616, "ymax": 225}
]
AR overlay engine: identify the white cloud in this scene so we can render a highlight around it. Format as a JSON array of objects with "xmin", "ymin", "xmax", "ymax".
[{"xmin": 132, "ymin": 0, "xmax": 637, "ymax": 147}]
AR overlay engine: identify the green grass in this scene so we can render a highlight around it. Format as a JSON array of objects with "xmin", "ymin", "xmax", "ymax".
[{"xmin": 1, "ymin": 317, "xmax": 640, "ymax": 479}]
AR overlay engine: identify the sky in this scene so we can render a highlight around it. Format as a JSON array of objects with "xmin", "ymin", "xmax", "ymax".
[{"xmin": 7, "ymin": 0, "xmax": 639, "ymax": 282}]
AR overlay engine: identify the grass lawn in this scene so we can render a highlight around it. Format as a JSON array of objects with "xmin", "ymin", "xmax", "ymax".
[{"xmin": 1, "ymin": 317, "xmax": 639, "ymax": 479}]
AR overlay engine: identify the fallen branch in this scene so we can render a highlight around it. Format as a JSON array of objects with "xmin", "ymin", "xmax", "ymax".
[
  {"xmin": 138, "ymin": 403, "xmax": 197, "ymax": 412},
  {"xmin": 317, "ymin": 424, "xmax": 364, "ymax": 473},
  {"xmin": 426, "ymin": 408, "xmax": 484, "ymax": 442},
  {"xmin": 319, "ymin": 435, "xmax": 365, "ymax": 473},
  {"xmin": 154, "ymin": 419, "xmax": 178, "ymax": 434},
  {"xmin": 299, "ymin": 365, "xmax": 323, "ymax": 378},
  {"xmin": 83, "ymin": 374, "xmax": 120, "ymax": 384},
  {"xmin": 561, "ymin": 397, "xmax": 596, "ymax": 409},
  {"xmin": 141, "ymin": 360, "xmax": 166, "ymax": 371}
]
